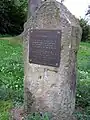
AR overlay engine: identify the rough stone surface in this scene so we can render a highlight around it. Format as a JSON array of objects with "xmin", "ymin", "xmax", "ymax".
[
  {"xmin": 28, "ymin": 0, "xmax": 41, "ymax": 18},
  {"xmin": 10, "ymin": 107, "xmax": 24, "ymax": 120},
  {"xmin": 23, "ymin": 0, "xmax": 82, "ymax": 120}
]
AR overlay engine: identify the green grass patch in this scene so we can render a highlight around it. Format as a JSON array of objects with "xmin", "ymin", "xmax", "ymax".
[
  {"xmin": 0, "ymin": 37, "xmax": 24, "ymax": 119},
  {"xmin": 0, "ymin": 38, "xmax": 90, "ymax": 120},
  {"xmin": 0, "ymin": 36, "xmax": 23, "ymax": 45},
  {"xmin": 75, "ymin": 42, "xmax": 90, "ymax": 119},
  {"xmin": 0, "ymin": 38, "xmax": 24, "ymax": 103},
  {"xmin": 77, "ymin": 42, "xmax": 90, "ymax": 72},
  {"xmin": 0, "ymin": 100, "xmax": 13, "ymax": 120}
]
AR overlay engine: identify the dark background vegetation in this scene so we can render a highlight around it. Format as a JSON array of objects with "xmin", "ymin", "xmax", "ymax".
[
  {"xmin": 0, "ymin": 0, "xmax": 90, "ymax": 120},
  {"xmin": 0, "ymin": 0, "xmax": 90, "ymax": 41},
  {"xmin": 0, "ymin": 0, "xmax": 27, "ymax": 35},
  {"xmin": 79, "ymin": 19, "xmax": 90, "ymax": 42}
]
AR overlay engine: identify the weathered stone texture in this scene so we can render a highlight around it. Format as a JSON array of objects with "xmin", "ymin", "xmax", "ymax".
[{"xmin": 23, "ymin": 0, "xmax": 82, "ymax": 120}]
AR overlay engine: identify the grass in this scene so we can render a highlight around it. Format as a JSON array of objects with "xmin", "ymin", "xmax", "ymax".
[
  {"xmin": 75, "ymin": 42, "xmax": 90, "ymax": 119},
  {"xmin": 0, "ymin": 37, "xmax": 24, "ymax": 119},
  {"xmin": 0, "ymin": 38, "xmax": 90, "ymax": 120},
  {"xmin": 77, "ymin": 42, "xmax": 90, "ymax": 72}
]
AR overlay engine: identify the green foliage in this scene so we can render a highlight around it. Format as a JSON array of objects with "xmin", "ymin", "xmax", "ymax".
[
  {"xmin": 0, "ymin": 39, "xmax": 24, "ymax": 103},
  {"xmin": 75, "ymin": 111, "xmax": 90, "ymax": 120},
  {"xmin": 79, "ymin": 18, "xmax": 90, "ymax": 42},
  {"xmin": 76, "ymin": 42, "xmax": 90, "ymax": 119},
  {"xmin": 0, "ymin": 34, "xmax": 12, "ymax": 37},
  {"xmin": 0, "ymin": 0, "xmax": 27, "ymax": 35},
  {"xmin": 25, "ymin": 113, "xmax": 49, "ymax": 120},
  {"xmin": 0, "ymin": 100, "xmax": 13, "ymax": 120},
  {"xmin": 0, "ymin": 38, "xmax": 90, "ymax": 120},
  {"xmin": 86, "ymin": 5, "xmax": 90, "ymax": 15}
]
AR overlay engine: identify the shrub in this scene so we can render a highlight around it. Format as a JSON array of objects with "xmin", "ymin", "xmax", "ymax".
[
  {"xmin": 79, "ymin": 18, "xmax": 90, "ymax": 42},
  {"xmin": 0, "ymin": 0, "xmax": 27, "ymax": 35}
]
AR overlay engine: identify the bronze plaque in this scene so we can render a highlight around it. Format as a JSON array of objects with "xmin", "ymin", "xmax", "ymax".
[{"xmin": 29, "ymin": 29, "xmax": 61, "ymax": 67}]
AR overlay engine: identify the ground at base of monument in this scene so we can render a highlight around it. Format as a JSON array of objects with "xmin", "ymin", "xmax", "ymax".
[
  {"xmin": 10, "ymin": 107, "xmax": 25, "ymax": 120},
  {"xmin": 10, "ymin": 107, "xmax": 77, "ymax": 120}
]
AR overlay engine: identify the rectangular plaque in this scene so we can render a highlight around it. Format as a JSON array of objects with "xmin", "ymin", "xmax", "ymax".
[{"xmin": 29, "ymin": 29, "xmax": 61, "ymax": 67}]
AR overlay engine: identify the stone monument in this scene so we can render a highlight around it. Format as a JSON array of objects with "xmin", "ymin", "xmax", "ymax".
[{"xmin": 23, "ymin": 0, "xmax": 82, "ymax": 119}]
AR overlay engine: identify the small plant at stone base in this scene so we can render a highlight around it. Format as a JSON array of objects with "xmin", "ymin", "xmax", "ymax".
[
  {"xmin": 25, "ymin": 112, "xmax": 50, "ymax": 120},
  {"xmin": 74, "ymin": 111, "xmax": 90, "ymax": 120}
]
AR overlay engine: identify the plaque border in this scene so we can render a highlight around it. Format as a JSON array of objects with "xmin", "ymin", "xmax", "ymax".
[{"xmin": 29, "ymin": 29, "xmax": 62, "ymax": 67}]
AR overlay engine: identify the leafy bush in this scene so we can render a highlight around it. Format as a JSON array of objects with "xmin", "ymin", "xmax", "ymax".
[
  {"xmin": 79, "ymin": 18, "xmax": 90, "ymax": 42},
  {"xmin": 75, "ymin": 111, "xmax": 90, "ymax": 120},
  {"xmin": 0, "ymin": 0, "xmax": 27, "ymax": 35}
]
